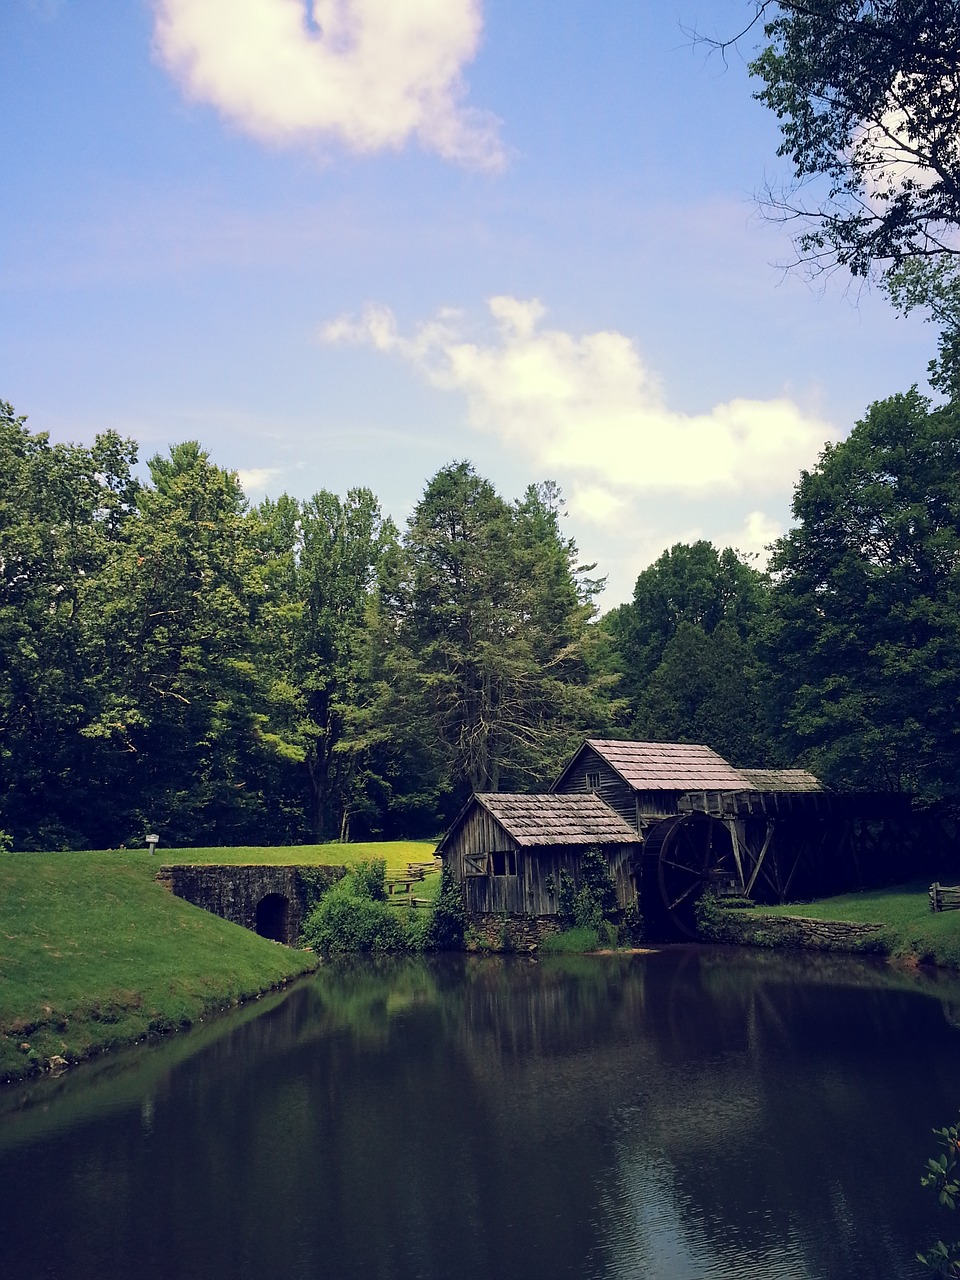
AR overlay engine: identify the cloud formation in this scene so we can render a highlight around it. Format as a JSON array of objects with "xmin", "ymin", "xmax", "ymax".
[
  {"xmin": 151, "ymin": 0, "xmax": 503, "ymax": 168},
  {"xmin": 236, "ymin": 466, "xmax": 282, "ymax": 495},
  {"xmin": 322, "ymin": 296, "xmax": 838, "ymax": 500}
]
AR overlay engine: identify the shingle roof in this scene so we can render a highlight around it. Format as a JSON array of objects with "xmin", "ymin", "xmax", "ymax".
[
  {"xmin": 473, "ymin": 792, "xmax": 641, "ymax": 847},
  {"xmin": 737, "ymin": 768, "xmax": 823, "ymax": 793},
  {"xmin": 581, "ymin": 740, "xmax": 750, "ymax": 791}
]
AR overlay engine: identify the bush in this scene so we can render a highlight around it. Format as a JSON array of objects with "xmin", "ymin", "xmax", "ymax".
[
  {"xmin": 546, "ymin": 847, "xmax": 636, "ymax": 950},
  {"xmin": 426, "ymin": 863, "xmax": 466, "ymax": 950},
  {"xmin": 300, "ymin": 860, "xmax": 404, "ymax": 954}
]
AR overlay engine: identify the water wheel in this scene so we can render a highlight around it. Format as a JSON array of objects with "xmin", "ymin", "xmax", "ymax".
[{"xmin": 643, "ymin": 813, "xmax": 735, "ymax": 937}]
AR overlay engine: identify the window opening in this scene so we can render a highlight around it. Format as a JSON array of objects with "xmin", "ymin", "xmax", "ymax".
[
  {"xmin": 586, "ymin": 771, "xmax": 602, "ymax": 793},
  {"xmin": 490, "ymin": 849, "xmax": 517, "ymax": 876}
]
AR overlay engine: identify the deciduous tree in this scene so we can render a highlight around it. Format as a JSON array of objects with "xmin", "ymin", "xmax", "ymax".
[
  {"xmin": 0, "ymin": 403, "xmax": 139, "ymax": 847},
  {"xmin": 767, "ymin": 387, "xmax": 960, "ymax": 796},
  {"xmin": 740, "ymin": 1, "xmax": 960, "ymax": 277}
]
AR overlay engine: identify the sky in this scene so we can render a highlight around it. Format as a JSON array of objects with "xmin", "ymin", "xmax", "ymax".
[{"xmin": 0, "ymin": 0, "xmax": 938, "ymax": 607}]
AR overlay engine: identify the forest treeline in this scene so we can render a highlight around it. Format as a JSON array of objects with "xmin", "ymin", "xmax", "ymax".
[{"xmin": 2, "ymin": 386, "xmax": 959, "ymax": 851}]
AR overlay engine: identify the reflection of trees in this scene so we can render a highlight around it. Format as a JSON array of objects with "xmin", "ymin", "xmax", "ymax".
[{"xmin": 4, "ymin": 950, "xmax": 960, "ymax": 1279}]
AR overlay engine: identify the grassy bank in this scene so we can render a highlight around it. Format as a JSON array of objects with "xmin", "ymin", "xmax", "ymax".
[
  {"xmin": 0, "ymin": 841, "xmax": 436, "ymax": 1084},
  {"xmin": 717, "ymin": 882, "xmax": 960, "ymax": 969}
]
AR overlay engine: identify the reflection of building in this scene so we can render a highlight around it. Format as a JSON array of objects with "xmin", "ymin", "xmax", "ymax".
[{"xmin": 439, "ymin": 739, "xmax": 908, "ymax": 938}]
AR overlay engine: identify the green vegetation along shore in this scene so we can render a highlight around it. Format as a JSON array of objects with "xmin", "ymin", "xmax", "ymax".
[
  {"xmin": 5, "ymin": 839, "xmax": 959, "ymax": 1090},
  {"xmin": 701, "ymin": 884, "xmax": 960, "ymax": 970},
  {"xmin": 0, "ymin": 841, "xmax": 436, "ymax": 1085}
]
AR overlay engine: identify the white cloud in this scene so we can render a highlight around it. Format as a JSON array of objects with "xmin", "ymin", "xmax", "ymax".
[
  {"xmin": 715, "ymin": 510, "xmax": 783, "ymax": 568},
  {"xmin": 321, "ymin": 296, "xmax": 838, "ymax": 497},
  {"xmin": 151, "ymin": 0, "xmax": 504, "ymax": 168},
  {"xmin": 236, "ymin": 466, "xmax": 282, "ymax": 494},
  {"xmin": 567, "ymin": 484, "xmax": 627, "ymax": 527}
]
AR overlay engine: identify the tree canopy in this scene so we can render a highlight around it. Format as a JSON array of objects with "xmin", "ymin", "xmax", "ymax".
[
  {"xmin": 767, "ymin": 386, "xmax": 960, "ymax": 796},
  {"xmin": 735, "ymin": 1, "xmax": 960, "ymax": 277},
  {"xmin": 364, "ymin": 463, "xmax": 616, "ymax": 822},
  {"xmin": 6, "ymin": 379, "xmax": 960, "ymax": 849},
  {"xmin": 0, "ymin": 420, "xmax": 626, "ymax": 848}
]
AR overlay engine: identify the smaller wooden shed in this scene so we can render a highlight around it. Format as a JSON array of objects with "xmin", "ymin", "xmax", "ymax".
[{"xmin": 437, "ymin": 792, "xmax": 641, "ymax": 918}]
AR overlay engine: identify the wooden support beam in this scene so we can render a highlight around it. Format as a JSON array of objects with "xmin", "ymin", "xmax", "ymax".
[
  {"xmin": 727, "ymin": 819, "xmax": 745, "ymax": 890},
  {"xmin": 745, "ymin": 822, "xmax": 776, "ymax": 898}
]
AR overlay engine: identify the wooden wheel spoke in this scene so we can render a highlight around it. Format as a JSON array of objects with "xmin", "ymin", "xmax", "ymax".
[
  {"xmin": 661, "ymin": 855, "xmax": 703, "ymax": 874},
  {"xmin": 666, "ymin": 880, "xmax": 703, "ymax": 911}
]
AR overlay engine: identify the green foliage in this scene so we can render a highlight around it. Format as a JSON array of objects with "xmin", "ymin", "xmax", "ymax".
[
  {"xmin": 632, "ymin": 620, "xmax": 768, "ymax": 766},
  {"xmin": 767, "ymin": 389, "xmax": 960, "ymax": 799},
  {"xmin": 364, "ymin": 464, "xmax": 618, "ymax": 825},
  {"xmin": 425, "ymin": 862, "xmax": 467, "ymax": 951},
  {"xmin": 546, "ymin": 847, "xmax": 630, "ymax": 949},
  {"xmin": 0, "ymin": 403, "xmax": 141, "ymax": 848},
  {"xmin": 254, "ymin": 487, "xmax": 400, "ymax": 841},
  {"xmin": 603, "ymin": 541, "xmax": 772, "ymax": 764},
  {"xmin": 300, "ymin": 859, "xmax": 405, "ymax": 955},
  {"xmin": 540, "ymin": 925, "xmax": 604, "ymax": 954},
  {"xmin": 349, "ymin": 857, "xmax": 389, "ymax": 901},
  {"xmin": 747, "ymin": 1, "xmax": 960, "ymax": 279},
  {"xmin": 886, "ymin": 259, "xmax": 960, "ymax": 400},
  {"xmin": 918, "ymin": 1119, "xmax": 960, "ymax": 1276},
  {"xmin": 694, "ymin": 892, "xmax": 731, "ymax": 942}
]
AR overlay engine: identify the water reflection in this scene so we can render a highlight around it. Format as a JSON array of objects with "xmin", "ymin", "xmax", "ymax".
[{"xmin": 2, "ymin": 948, "xmax": 960, "ymax": 1280}]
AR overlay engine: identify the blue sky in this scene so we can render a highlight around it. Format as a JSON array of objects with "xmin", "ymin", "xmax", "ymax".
[{"xmin": 0, "ymin": 0, "xmax": 936, "ymax": 605}]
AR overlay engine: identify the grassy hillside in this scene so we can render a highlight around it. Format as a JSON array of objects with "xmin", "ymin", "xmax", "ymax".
[{"xmin": 0, "ymin": 841, "xmax": 436, "ymax": 1084}]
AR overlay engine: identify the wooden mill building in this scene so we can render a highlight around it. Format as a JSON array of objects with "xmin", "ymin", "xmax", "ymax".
[
  {"xmin": 437, "ymin": 792, "xmax": 640, "ymax": 919},
  {"xmin": 439, "ymin": 738, "xmax": 907, "ymax": 938}
]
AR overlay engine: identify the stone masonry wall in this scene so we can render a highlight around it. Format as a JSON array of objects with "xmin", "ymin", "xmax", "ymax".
[
  {"xmin": 466, "ymin": 913, "xmax": 563, "ymax": 953},
  {"xmin": 155, "ymin": 864, "xmax": 347, "ymax": 945},
  {"xmin": 710, "ymin": 909, "xmax": 887, "ymax": 953}
]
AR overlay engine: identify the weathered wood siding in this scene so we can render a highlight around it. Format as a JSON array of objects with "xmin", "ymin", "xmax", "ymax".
[
  {"xmin": 633, "ymin": 790, "xmax": 687, "ymax": 825},
  {"xmin": 455, "ymin": 841, "xmax": 637, "ymax": 916},
  {"xmin": 461, "ymin": 846, "xmax": 573, "ymax": 915},
  {"xmin": 444, "ymin": 793, "xmax": 640, "ymax": 916},
  {"xmin": 554, "ymin": 747, "xmax": 637, "ymax": 828}
]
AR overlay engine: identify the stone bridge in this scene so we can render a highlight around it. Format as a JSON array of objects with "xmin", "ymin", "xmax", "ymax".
[{"xmin": 156, "ymin": 864, "xmax": 347, "ymax": 946}]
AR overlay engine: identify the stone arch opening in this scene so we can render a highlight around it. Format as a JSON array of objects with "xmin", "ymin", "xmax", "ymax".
[{"xmin": 255, "ymin": 893, "xmax": 290, "ymax": 943}]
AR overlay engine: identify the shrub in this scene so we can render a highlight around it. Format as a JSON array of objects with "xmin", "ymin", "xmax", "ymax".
[
  {"xmin": 300, "ymin": 860, "xmax": 404, "ymax": 954},
  {"xmin": 426, "ymin": 863, "xmax": 466, "ymax": 951},
  {"xmin": 547, "ymin": 847, "xmax": 634, "ymax": 950}
]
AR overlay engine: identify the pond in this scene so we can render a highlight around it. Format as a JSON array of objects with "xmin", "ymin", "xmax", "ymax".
[{"xmin": 2, "ymin": 946, "xmax": 960, "ymax": 1280}]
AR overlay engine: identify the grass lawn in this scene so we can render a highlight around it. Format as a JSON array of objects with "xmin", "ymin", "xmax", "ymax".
[
  {"xmin": 161, "ymin": 840, "xmax": 438, "ymax": 871},
  {"xmin": 0, "ymin": 840, "xmax": 437, "ymax": 1084},
  {"xmin": 756, "ymin": 882, "xmax": 960, "ymax": 969}
]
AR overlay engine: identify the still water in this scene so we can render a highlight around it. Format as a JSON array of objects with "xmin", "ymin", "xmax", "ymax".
[{"xmin": 3, "ymin": 946, "xmax": 960, "ymax": 1280}]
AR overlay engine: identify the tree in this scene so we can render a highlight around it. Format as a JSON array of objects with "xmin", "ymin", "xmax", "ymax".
[
  {"xmin": 368, "ymin": 463, "xmax": 614, "ymax": 821},
  {"xmin": 739, "ymin": 1, "xmax": 960, "ymax": 278},
  {"xmin": 255, "ymin": 488, "xmax": 399, "ymax": 841},
  {"xmin": 82, "ymin": 442, "xmax": 277, "ymax": 845},
  {"xmin": 767, "ymin": 387, "xmax": 960, "ymax": 796},
  {"xmin": 632, "ymin": 620, "xmax": 768, "ymax": 765},
  {"xmin": 0, "ymin": 403, "xmax": 140, "ymax": 847},
  {"xmin": 604, "ymin": 540, "xmax": 768, "ymax": 709}
]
